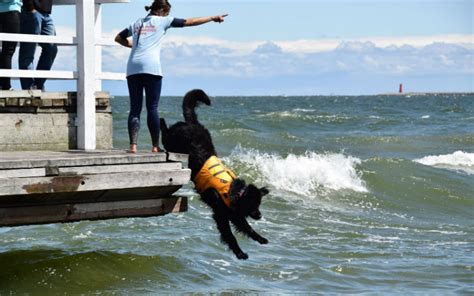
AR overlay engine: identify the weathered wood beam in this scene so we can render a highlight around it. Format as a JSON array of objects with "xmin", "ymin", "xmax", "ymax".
[
  {"xmin": 0, "ymin": 169, "xmax": 191, "ymax": 196},
  {"xmin": 58, "ymin": 162, "xmax": 182, "ymax": 175},
  {"xmin": 0, "ymin": 196, "xmax": 187, "ymax": 227},
  {"xmin": 0, "ymin": 152, "xmax": 169, "ymax": 170},
  {"xmin": 0, "ymin": 168, "xmax": 46, "ymax": 178}
]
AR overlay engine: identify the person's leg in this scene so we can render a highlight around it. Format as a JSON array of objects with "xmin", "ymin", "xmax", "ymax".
[
  {"xmin": 144, "ymin": 74, "xmax": 163, "ymax": 151},
  {"xmin": 19, "ymin": 11, "xmax": 41, "ymax": 89},
  {"xmin": 35, "ymin": 12, "xmax": 57, "ymax": 90},
  {"xmin": 0, "ymin": 11, "xmax": 20, "ymax": 90},
  {"xmin": 127, "ymin": 74, "xmax": 144, "ymax": 153}
]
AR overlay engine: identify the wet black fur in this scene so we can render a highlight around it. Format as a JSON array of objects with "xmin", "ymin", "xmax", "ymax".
[{"xmin": 160, "ymin": 89, "xmax": 269, "ymax": 260}]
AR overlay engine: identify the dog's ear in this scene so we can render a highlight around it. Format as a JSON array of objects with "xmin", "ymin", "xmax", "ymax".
[{"xmin": 260, "ymin": 187, "xmax": 269, "ymax": 196}]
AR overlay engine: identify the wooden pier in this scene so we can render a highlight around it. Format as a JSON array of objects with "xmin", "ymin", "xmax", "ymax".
[
  {"xmin": 0, "ymin": 0, "xmax": 194, "ymax": 227},
  {"xmin": 0, "ymin": 150, "xmax": 190, "ymax": 227}
]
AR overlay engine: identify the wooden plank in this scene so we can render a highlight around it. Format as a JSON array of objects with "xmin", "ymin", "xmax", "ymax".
[
  {"xmin": 58, "ymin": 162, "xmax": 182, "ymax": 175},
  {"xmin": 0, "ymin": 91, "xmax": 109, "ymax": 100},
  {"xmin": 55, "ymin": 0, "xmax": 129, "ymax": 4},
  {"xmin": 0, "ymin": 69, "xmax": 76, "ymax": 79},
  {"xmin": 76, "ymin": 0, "xmax": 97, "ymax": 150},
  {"xmin": 0, "ymin": 33, "xmax": 76, "ymax": 44},
  {"xmin": 0, "ymin": 168, "xmax": 45, "ymax": 178},
  {"xmin": 0, "ymin": 185, "xmax": 183, "ymax": 207},
  {"xmin": 0, "ymin": 151, "xmax": 168, "ymax": 169},
  {"xmin": 0, "ymin": 169, "xmax": 191, "ymax": 196},
  {"xmin": 0, "ymin": 196, "xmax": 186, "ymax": 227},
  {"xmin": 0, "ymin": 70, "xmax": 122, "ymax": 83}
]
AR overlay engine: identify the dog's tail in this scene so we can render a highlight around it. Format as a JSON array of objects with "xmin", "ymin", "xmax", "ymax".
[{"xmin": 182, "ymin": 89, "xmax": 211, "ymax": 124}]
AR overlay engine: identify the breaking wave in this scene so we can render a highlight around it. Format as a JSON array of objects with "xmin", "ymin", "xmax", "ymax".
[
  {"xmin": 224, "ymin": 146, "xmax": 368, "ymax": 196},
  {"xmin": 414, "ymin": 151, "xmax": 474, "ymax": 175}
]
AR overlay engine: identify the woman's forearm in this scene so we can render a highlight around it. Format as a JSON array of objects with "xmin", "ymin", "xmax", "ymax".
[
  {"xmin": 184, "ymin": 14, "xmax": 228, "ymax": 26},
  {"xmin": 114, "ymin": 35, "xmax": 132, "ymax": 48},
  {"xmin": 184, "ymin": 16, "xmax": 213, "ymax": 26}
]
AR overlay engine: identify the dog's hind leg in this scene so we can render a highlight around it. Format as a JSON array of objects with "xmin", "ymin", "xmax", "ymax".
[
  {"xmin": 214, "ymin": 213, "xmax": 248, "ymax": 260},
  {"xmin": 201, "ymin": 189, "xmax": 249, "ymax": 259},
  {"xmin": 231, "ymin": 216, "xmax": 268, "ymax": 245}
]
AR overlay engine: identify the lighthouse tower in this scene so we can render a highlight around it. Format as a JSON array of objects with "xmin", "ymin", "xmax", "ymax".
[{"xmin": 399, "ymin": 83, "xmax": 403, "ymax": 94}]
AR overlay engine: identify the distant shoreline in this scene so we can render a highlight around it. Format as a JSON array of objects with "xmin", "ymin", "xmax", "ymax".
[
  {"xmin": 377, "ymin": 92, "xmax": 474, "ymax": 96},
  {"xmin": 108, "ymin": 92, "xmax": 474, "ymax": 98}
]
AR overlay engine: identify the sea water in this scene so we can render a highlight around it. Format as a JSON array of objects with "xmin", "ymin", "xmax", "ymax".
[{"xmin": 1, "ymin": 94, "xmax": 473, "ymax": 294}]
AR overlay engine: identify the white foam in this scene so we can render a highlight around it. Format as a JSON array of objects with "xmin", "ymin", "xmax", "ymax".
[
  {"xmin": 292, "ymin": 108, "xmax": 316, "ymax": 112},
  {"xmin": 73, "ymin": 231, "xmax": 93, "ymax": 240},
  {"xmin": 225, "ymin": 147, "xmax": 368, "ymax": 196},
  {"xmin": 414, "ymin": 151, "xmax": 474, "ymax": 175}
]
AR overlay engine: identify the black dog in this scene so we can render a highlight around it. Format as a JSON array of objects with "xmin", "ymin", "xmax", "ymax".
[{"xmin": 160, "ymin": 89, "xmax": 269, "ymax": 260}]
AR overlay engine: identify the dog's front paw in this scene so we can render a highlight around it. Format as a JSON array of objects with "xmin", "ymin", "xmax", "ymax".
[
  {"xmin": 257, "ymin": 237, "xmax": 268, "ymax": 245},
  {"xmin": 236, "ymin": 252, "xmax": 249, "ymax": 260}
]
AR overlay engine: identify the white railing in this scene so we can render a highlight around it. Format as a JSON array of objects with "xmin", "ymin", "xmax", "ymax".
[
  {"xmin": 0, "ymin": 0, "xmax": 127, "ymax": 85},
  {"xmin": 0, "ymin": 0, "xmax": 129, "ymax": 150}
]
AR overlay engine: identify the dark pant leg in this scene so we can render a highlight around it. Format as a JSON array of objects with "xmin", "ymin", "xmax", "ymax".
[
  {"xmin": 19, "ymin": 11, "xmax": 41, "ymax": 89},
  {"xmin": 0, "ymin": 11, "xmax": 20, "ymax": 90},
  {"xmin": 143, "ymin": 75, "xmax": 163, "ymax": 147},
  {"xmin": 35, "ymin": 12, "xmax": 57, "ymax": 90},
  {"xmin": 127, "ymin": 74, "xmax": 144, "ymax": 145}
]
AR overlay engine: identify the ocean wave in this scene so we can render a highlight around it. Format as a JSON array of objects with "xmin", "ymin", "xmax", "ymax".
[
  {"xmin": 257, "ymin": 111, "xmax": 352, "ymax": 123},
  {"xmin": 219, "ymin": 128, "xmax": 256, "ymax": 135},
  {"xmin": 292, "ymin": 108, "xmax": 316, "ymax": 112},
  {"xmin": 414, "ymin": 151, "xmax": 474, "ymax": 175},
  {"xmin": 224, "ymin": 146, "xmax": 368, "ymax": 196}
]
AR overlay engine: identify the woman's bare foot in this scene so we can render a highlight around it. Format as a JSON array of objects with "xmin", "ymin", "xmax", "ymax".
[
  {"xmin": 152, "ymin": 146, "xmax": 162, "ymax": 153},
  {"xmin": 127, "ymin": 144, "xmax": 137, "ymax": 154}
]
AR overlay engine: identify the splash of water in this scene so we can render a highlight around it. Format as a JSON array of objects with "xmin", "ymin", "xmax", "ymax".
[{"xmin": 225, "ymin": 146, "xmax": 368, "ymax": 196}]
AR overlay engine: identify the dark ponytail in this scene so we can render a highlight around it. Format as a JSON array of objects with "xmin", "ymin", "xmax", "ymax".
[{"xmin": 145, "ymin": 0, "xmax": 171, "ymax": 13}]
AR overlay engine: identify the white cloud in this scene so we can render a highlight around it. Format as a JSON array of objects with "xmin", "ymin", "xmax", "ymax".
[
  {"xmin": 363, "ymin": 55, "xmax": 379, "ymax": 68},
  {"xmin": 162, "ymin": 34, "xmax": 474, "ymax": 54},
  {"xmin": 46, "ymin": 27, "xmax": 474, "ymax": 90},
  {"xmin": 439, "ymin": 54, "xmax": 454, "ymax": 66}
]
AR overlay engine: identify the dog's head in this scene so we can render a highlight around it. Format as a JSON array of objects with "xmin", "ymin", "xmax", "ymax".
[{"xmin": 230, "ymin": 179, "xmax": 269, "ymax": 220}]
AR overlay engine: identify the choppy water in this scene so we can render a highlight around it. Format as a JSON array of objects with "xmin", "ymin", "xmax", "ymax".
[{"xmin": 1, "ymin": 94, "xmax": 473, "ymax": 294}]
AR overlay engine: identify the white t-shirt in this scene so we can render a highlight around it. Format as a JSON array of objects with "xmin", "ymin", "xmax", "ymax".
[{"xmin": 124, "ymin": 15, "xmax": 177, "ymax": 77}]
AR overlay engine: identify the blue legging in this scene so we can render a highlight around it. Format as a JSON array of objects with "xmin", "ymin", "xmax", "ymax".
[{"xmin": 127, "ymin": 74, "xmax": 163, "ymax": 147}]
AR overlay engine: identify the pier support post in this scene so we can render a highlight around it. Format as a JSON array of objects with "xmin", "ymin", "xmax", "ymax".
[
  {"xmin": 76, "ymin": 0, "xmax": 96, "ymax": 150},
  {"xmin": 95, "ymin": 3, "xmax": 103, "ymax": 91}
]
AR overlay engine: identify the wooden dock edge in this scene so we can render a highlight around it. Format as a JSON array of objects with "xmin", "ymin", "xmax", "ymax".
[
  {"xmin": 0, "ymin": 150, "xmax": 191, "ymax": 227},
  {"xmin": 0, "ymin": 195, "xmax": 187, "ymax": 227}
]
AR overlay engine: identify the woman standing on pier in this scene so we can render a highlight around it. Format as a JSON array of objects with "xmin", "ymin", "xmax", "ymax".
[
  {"xmin": 19, "ymin": 0, "xmax": 57, "ymax": 91},
  {"xmin": 115, "ymin": 0, "xmax": 227, "ymax": 153},
  {"xmin": 0, "ymin": 0, "xmax": 21, "ymax": 90}
]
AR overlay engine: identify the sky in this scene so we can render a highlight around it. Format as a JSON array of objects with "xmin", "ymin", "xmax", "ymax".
[{"xmin": 18, "ymin": 0, "xmax": 474, "ymax": 95}]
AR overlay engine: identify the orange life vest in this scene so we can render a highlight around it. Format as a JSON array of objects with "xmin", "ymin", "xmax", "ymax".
[{"xmin": 193, "ymin": 156, "xmax": 237, "ymax": 207}]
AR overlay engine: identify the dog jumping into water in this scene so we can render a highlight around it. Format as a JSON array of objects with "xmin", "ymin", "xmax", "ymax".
[{"xmin": 160, "ymin": 89, "xmax": 269, "ymax": 260}]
